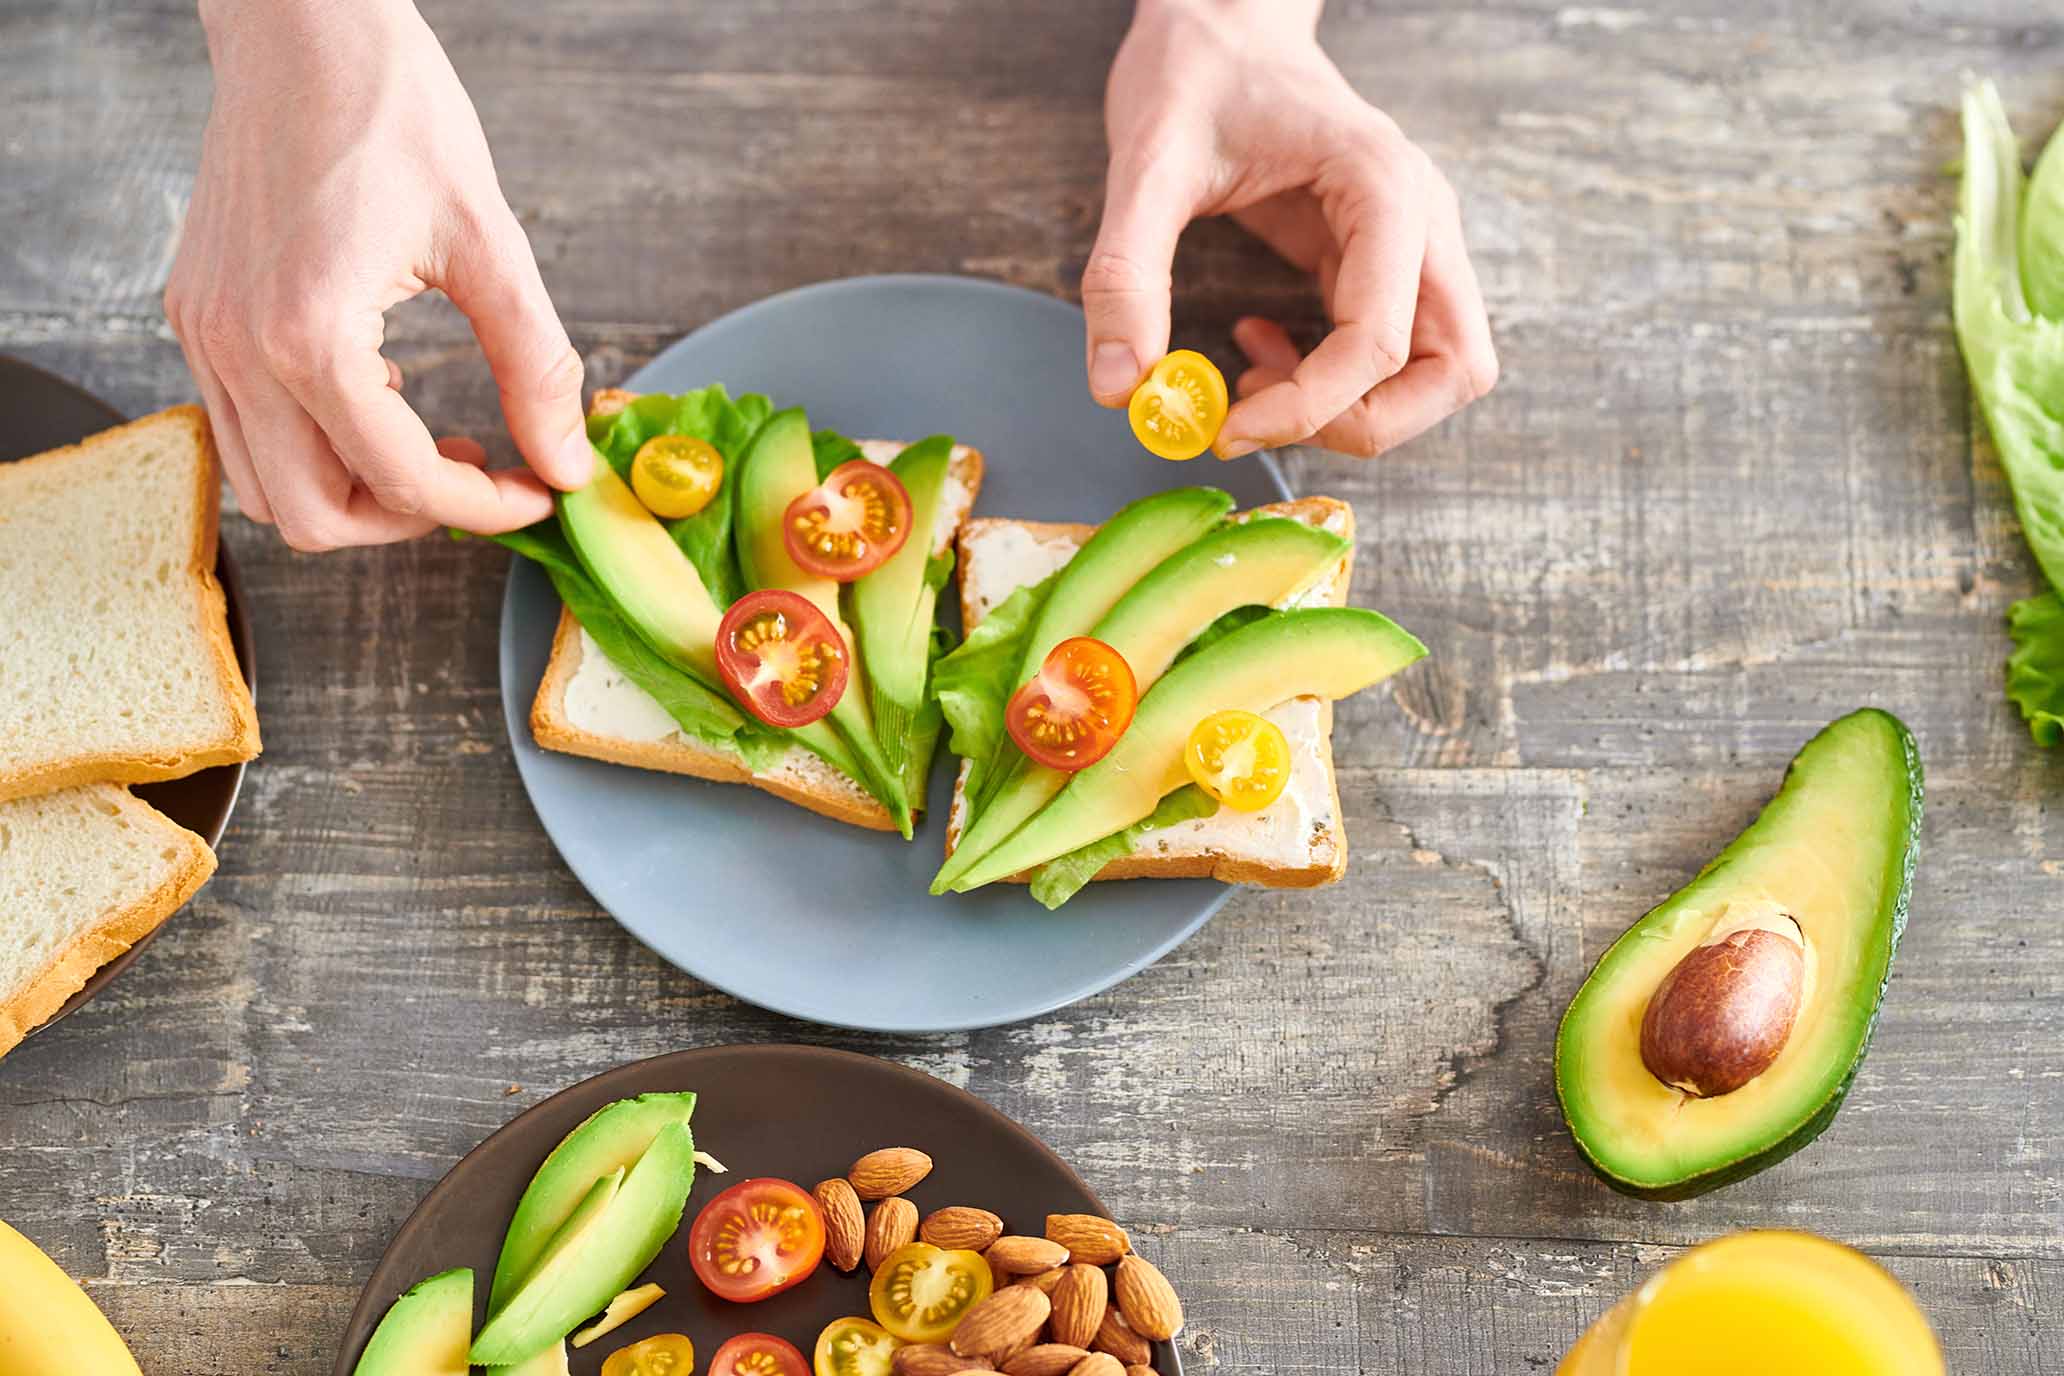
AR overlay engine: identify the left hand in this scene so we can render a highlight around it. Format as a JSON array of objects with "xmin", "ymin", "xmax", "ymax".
[{"xmin": 1086, "ymin": 0, "xmax": 1498, "ymax": 459}]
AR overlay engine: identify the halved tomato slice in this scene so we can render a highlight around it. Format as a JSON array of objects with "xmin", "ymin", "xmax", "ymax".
[
  {"xmin": 813, "ymin": 1317, "xmax": 901, "ymax": 1376},
  {"xmin": 1128, "ymin": 349, "xmax": 1228, "ymax": 461},
  {"xmin": 1185, "ymin": 708, "xmax": 1292, "ymax": 812},
  {"xmin": 631, "ymin": 434, "xmax": 725, "ymax": 518},
  {"xmin": 1005, "ymin": 636, "xmax": 1138, "ymax": 772},
  {"xmin": 782, "ymin": 460, "xmax": 913, "ymax": 581},
  {"xmin": 716, "ymin": 590, "xmax": 850, "ymax": 728},
  {"xmin": 688, "ymin": 1177, "xmax": 827, "ymax": 1303},
  {"xmin": 710, "ymin": 1333, "xmax": 811, "ymax": 1376},
  {"xmin": 868, "ymin": 1241, "xmax": 994, "ymax": 1343},
  {"xmin": 601, "ymin": 1334, "xmax": 695, "ymax": 1376}
]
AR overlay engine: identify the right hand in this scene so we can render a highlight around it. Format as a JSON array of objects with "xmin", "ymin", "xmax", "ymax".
[{"xmin": 165, "ymin": 0, "xmax": 592, "ymax": 551}]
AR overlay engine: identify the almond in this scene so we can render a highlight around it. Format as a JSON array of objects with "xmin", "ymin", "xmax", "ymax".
[
  {"xmin": 923, "ymin": 1206, "xmax": 1005, "ymax": 1252},
  {"xmin": 1044, "ymin": 1214, "xmax": 1130, "ymax": 1266},
  {"xmin": 850, "ymin": 1146, "xmax": 934, "ymax": 1200},
  {"xmin": 1091, "ymin": 1308, "xmax": 1152, "ymax": 1366},
  {"xmin": 951, "ymin": 1286, "xmax": 1052, "ymax": 1361},
  {"xmin": 1049, "ymin": 1263, "xmax": 1108, "ymax": 1349},
  {"xmin": 865, "ymin": 1195, "xmax": 919, "ymax": 1272},
  {"xmin": 1125, "ymin": 1368, "xmax": 1156, "ymax": 1376},
  {"xmin": 1000, "ymin": 1346, "xmax": 1092, "ymax": 1376},
  {"xmin": 894, "ymin": 1344, "xmax": 994, "ymax": 1374},
  {"xmin": 986, "ymin": 1235, "xmax": 1070, "ymax": 1275},
  {"xmin": 1066, "ymin": 1357, "xmax": 1124, "ymax": 1376},
  {"xmin": 1112, "ymin": 1255, "xmax": 1182, "ymax": 1341},
  {"xmin": 814, "ymin": 1177, "xmax": 865, "ymax": 1273},
  {"xmin": 1013, "ymin": 1266, "xmax": 1067, "ymax": 1295}
]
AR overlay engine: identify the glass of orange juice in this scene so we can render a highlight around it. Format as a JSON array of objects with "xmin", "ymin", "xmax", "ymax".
[{"xmin": 1558, "ymin": 1231, "xmax": 1944, "ymax": 1376}]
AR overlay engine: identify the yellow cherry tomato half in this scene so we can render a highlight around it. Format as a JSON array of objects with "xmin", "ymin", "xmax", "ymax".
[
  {"xmin": 868, "ymin": 1241, "xmax": 995, "ymax": 1344},
  {"xmin": 631, "ymin": 434, "xmax": 725, "ymax": 519},
  {"xmin": 813, "ymin": 1317, "xmax": 901, "ymax": 1376},
  {"xmin": 1128, "ymin": 349, "xmax": 1229, "ymax": 461},
  {"xmin": 1185, "ymin": 709, "xmax": 1292, "ymax": 812},
  {"xmin": 601, "ymin": 1333, "xmax": 696, "ymax": 1376}
]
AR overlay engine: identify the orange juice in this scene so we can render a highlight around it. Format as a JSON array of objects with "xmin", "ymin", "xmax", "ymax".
[{"xmin": 1558, "ymin": 1232, "xmax": 1944, "ymax": 1376}]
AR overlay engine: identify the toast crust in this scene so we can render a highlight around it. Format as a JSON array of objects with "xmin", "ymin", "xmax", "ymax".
[
  {"xmin": 532, "ymin": 608, "xmax": 897, "ymax": 831},
  {"xmin": 0, "ymin": 405, "xmax": 261, "ymax": 803},
  {"xmin": 946, "ymin": 495, "xmax": 1356, "ymax": 890},
  {"xmin": 527, "ymin": 389, "xmax": 981, "ymax": 830},
  {"xmin": 0, "ymin": 787, "xmax": 217, "ymax": 1058}
]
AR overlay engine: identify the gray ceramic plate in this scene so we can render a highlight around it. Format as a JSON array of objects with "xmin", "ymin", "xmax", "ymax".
[
  {"xmin": 333, "ymin": 1045, "xmax": 1180, "ymax": 1374},
  {"xmin": 499, "ymin": 275, "xmax": 1288, "ymax": 1031},
  {"xmin": 0, "ymin": 356, "xmax": 254, "ymax": 1036}
]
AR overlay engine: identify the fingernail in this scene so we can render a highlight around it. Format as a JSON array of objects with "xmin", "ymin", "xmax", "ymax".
[
  {"xmin": 1090, "ymin": 342, "xmax": 1141, "ymax": 400},
  {"xmin": 1216, "ymin": 436, "xmax": 1261, "ymax": 460},
  {"xmin": 554, "ymin": 428, "xmax": 596, "ymax": 488}
]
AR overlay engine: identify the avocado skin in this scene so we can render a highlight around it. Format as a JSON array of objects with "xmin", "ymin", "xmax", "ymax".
[{"xmin": 1553, "ymin": 708, "xmax": 1923, "ymax": 1201}]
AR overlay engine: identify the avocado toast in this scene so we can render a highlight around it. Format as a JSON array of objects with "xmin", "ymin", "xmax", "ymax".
[
  {"xmin": 932, "ymin": 488, "xmax": 1426, "ymax": 906},
  {"xmin": 500, "ymin": 387, "xmax": 983, "ymax": 836}
]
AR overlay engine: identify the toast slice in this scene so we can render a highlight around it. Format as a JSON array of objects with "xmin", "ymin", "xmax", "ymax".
[
  {"xmin": 0, "ymin": 783, "xmax": 216, "ymax": 1058},
  {"xmin": 944, "ymin": 496, "xmax": 1356, "ymax": 888},
  {"xmin": 0, "ymin": 406, "xmax": 260, "ymax": 804},
  {"xmin": 529, "ymin": 390, "xmax": 985, "ymax": 830}
]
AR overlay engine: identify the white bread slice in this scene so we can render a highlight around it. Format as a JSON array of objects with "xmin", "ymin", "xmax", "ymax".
[
  {"xmin": 0, "ymin": 783, "xmax": 215, "ymax": 1058},
  {"xmin": 944, "ymin": 496, "xmax": 1356, "ymax": 889},
  {"xmin": 528, "ymin": 390, "xmax": 985, "ymax": 831},
  {"xmin": 0, "ymin": 406, "xmax": 260, "ymax": 804}
]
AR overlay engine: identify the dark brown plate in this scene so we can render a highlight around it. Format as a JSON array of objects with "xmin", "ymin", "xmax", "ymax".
[
  {"xmin": 0, "ymin": 355, "xmax": 255, "ymax": 1035},
  {"xmin": 334, "ymin": 1045, "xmax": 1181, "ymax": 1374}
]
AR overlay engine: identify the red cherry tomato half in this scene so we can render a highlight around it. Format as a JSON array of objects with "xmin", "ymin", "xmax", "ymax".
[
  {"xmin": 716, "ymin": 590, "xmax": 850, "ymax": 728},
  {"xmin": 709, "ymin": 1332, "xmax": 811, "ymax": 1376},
  {"xmin": 781, "ymin": 460, "xmax": 913, "ymax": 582},
  {"xmin": 1005, "ymin": 636, "xmax": 1138, "ymax": 772},
  {"xmin": 688, "ymin": 1177, "xmax": 828, "ymax": 1304}
]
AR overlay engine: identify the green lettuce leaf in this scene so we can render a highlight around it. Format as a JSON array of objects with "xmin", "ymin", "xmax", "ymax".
[
  {"xmin": 812, "ymin": 429, "xmax": 864, "ymax": 479},
  {"xmin": 587, "ymin": 386, "xmax": 774, "ymax": 608},
  {"xmin": 1956, "ymin": 79, "xmax": 2064, "ymax": 746},
  {"xmin": 2008, "ymin": 592, "xmax": 2064, "ymax": 747},
  {"xmin": 478, "ymin": 524, "xmax": 788, "ymax": 771},
  {"xmin": 1026, "ymin": 785, "xmax": 1220, "ymax": 910},
  {"xmin": 1172, "ymin": 604, "xmax": 1273, "ymax": 667},
  {"xmin": 932, "ymin": 574, "xmax": 1056, "ymax": 805}
]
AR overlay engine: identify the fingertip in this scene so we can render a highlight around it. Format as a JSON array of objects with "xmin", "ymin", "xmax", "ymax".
[
  {"xmin": 1232, "ymin": 317, "xmax": 1301, "ymax": 373},
  {"xmin": 530, "ymin": 424, "xmax": 595, "ymax": 491},
  {"xmin": 466, "ymin": 467, "xmax": 557, "ymax": 532},
  {"xmin": 1088, "ymin": 340, "xmax": 1145, "ymax": 408},
  {"xmin": 436, "ymin": 436, "xmax": 491, "ymax": 468},
  {"xmin": 1235, "ymin": 365, "xmax": 1290, "ymax": 400}
]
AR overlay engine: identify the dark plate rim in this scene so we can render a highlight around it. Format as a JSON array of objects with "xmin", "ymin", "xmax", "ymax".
[
  {"xmin": 331, "ymin": 1044, "xmax": 1182, "ymax": 1375},
  {"xmin": 0, "ymin": 355, "xmax": 256, "ymax": 1034},
  {"xmin": 497, "ymin": 273, "xmax": 1287, "ymax": 1032}
]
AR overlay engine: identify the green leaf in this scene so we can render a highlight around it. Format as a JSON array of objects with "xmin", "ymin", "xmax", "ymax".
[
  {"xmin": 1171, "ymin": 604, "xmax": 1273, "ymax": 667},
  {"xmin": 932, "ymin": 573, "xmax": 1057, "ymax": 805},
  {"xmin": 2008, "ymin": 592, "xmax": 2064, "ymax": 747},
  {"xmin": 2023, "ymin": 110, "xmax": 2064, "ymax": 321},
  {"xmin": 924, "ymin": 549, "xmax": 956, "ymax": 594},
  {"xmin": 1026, "ymin": 785, "xmax": 1220, "ymax": 910},
  {"xmin": 1957, "ymin": 80, "xmax": 2064, "ymax": 600},
  {"xmin": 811, "ymin": 429, "xmax": 864, "ymax": 480},
  {"xmin": 586, "ymin": 387, "xmax": 775, "ymax": 608}
]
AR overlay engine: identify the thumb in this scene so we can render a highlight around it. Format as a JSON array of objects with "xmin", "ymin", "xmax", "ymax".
[
  {"xmin": 442, "ymin": 210, "xmax": 592, "ymax": 490},
  {"xmin": 1081, "ymin": 158, "xmax": 1195, "ymax": 407}
]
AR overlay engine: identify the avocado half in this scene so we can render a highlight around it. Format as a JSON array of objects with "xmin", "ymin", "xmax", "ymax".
[{"xmin": 1554, "ymin": 708, "xmax": 1923, "ymax": 1200}]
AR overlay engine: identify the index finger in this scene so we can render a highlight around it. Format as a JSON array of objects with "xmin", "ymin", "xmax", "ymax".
[
  {"xmin": 268, "ymin": 323, "xmax": 557, "ymax": 534},
  {"xmin": 1217, "ymin": 140, "xmax": 1430, "ymax": 455}
]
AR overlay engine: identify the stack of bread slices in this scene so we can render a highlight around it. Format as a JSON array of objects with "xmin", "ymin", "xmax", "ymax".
[{"xmin": 0, "ymin": 405, "xmax": 260, "ymax": 1058}]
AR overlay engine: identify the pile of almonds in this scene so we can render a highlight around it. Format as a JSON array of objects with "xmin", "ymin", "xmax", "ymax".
[{"xmin": 813, "ymin": 1147, "xmax": 1186, "ymax": 1376}]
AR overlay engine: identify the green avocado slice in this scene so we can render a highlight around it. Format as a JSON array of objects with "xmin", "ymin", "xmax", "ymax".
[
  {"xmin": 949, "ymin": 606, "xmax": 1425, "ymax": 891},
  {"xmin": 934, "ymin": 514, "xmax": 1349, "ymax": 893},
  {"xmin": 470, "ymin": 1122, "xmax": 697, "ymax": 1365},
  {"xmin": 735, "ymin": 408, "xmax": 910, "ymax": 833},
  {"xmin": 351, "ymin": 1267, "xmax": 472, "ymax": 1376},
  {"xmin": 850, "ymin": 436, "xmax": 957, "ymax": 798},
  {"xmin": 1553, "ymin": 708, "xmax": 1923, "ymax": 1199},
  {"xmin": 488, "ymin": 1091, "xmax": 697, "ymax": 1311}
]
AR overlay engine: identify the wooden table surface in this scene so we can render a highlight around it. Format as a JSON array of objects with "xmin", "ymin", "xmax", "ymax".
[{"xmin": 4, "ymin": 2, "xmax": 2060, "ymax": 1371}]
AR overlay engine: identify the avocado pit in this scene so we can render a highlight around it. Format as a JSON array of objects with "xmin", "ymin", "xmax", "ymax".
[{"xmin": 1640, "ymin": 904, "xmax": 1808, "ymax": 1098}]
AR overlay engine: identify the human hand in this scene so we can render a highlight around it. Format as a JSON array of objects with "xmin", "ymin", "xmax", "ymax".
[
  {"xmin": 1086, "ymin": 0, "xmax": 1497, "ymax": 459},
  {"xmin": 165, "ymin": 0, "xmax": 590, "ymax": 550}
]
